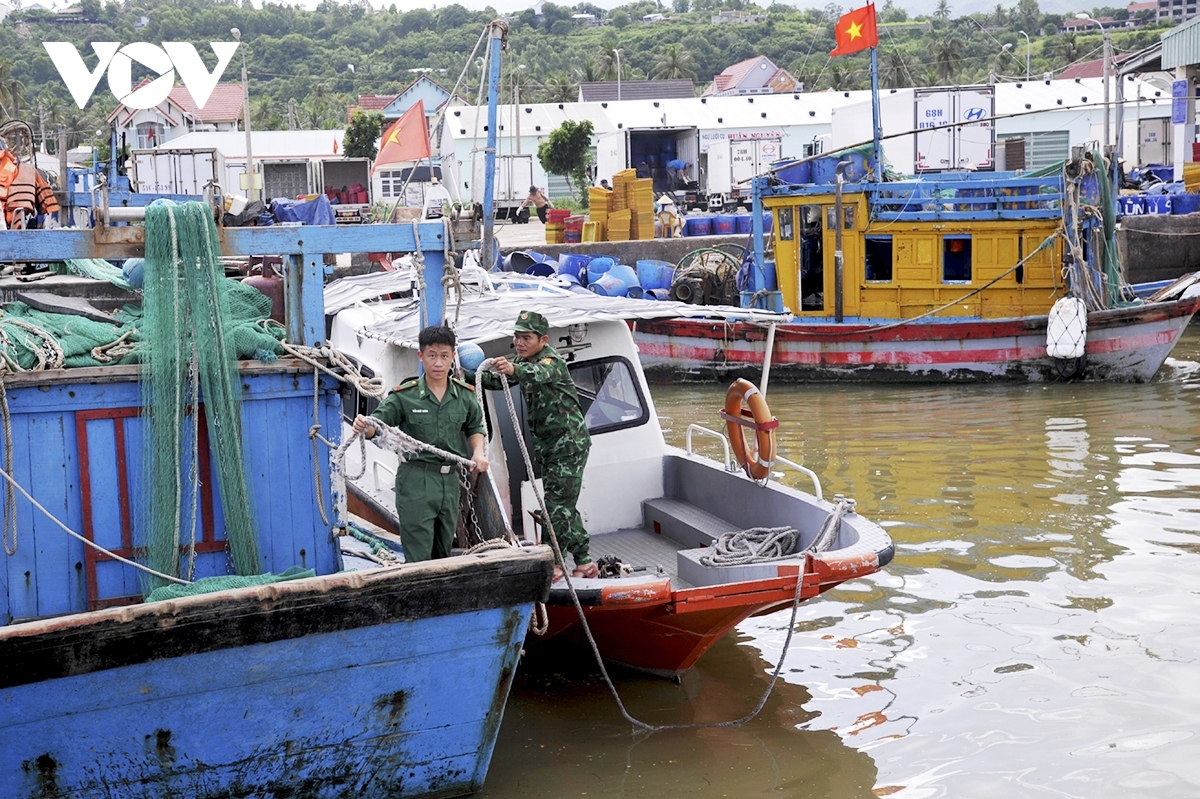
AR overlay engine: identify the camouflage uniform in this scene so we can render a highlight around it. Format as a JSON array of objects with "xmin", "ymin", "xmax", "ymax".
[
  {"xmin": 482, "ymin": 312, "xmax": 593, "ymax": 566},
  {"xmin": 371, "ymin": 375, "xmax": 486, "ymax": 563}
]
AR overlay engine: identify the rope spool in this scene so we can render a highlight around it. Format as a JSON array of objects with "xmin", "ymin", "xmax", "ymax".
[{"xmin": 720, "ymin": 378, "xmax": 777, "ymax": 480}]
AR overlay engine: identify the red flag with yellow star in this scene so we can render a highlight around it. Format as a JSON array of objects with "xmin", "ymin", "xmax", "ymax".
[
  {"xmin": 373, "ymin": 100, "xmax": 430, "ymax": 171},
  {"xmin": 831, "ymin": 4, "xmax": 878, "ymax": 57}
]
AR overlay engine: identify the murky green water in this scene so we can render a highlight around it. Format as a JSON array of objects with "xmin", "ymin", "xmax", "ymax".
[{"xmin": 482, "ymin": 328, "xmax": 1200, "ymax": 799}]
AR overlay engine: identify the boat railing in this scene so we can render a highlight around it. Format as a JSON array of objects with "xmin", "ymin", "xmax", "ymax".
[
  {"xmin": 773, "ymin": 456, "xmax": 824, "ymax": 501},
  {"xmin": 372, "ymin": 459, "xmax": 397, "ymax": 491},
  {"xmin": 763, "ymin": 172, "xmax": 1066, "ymax": 224},
  {"xmin": 685, "ymin": 424, "xmax": 733, "ymax": 471}
]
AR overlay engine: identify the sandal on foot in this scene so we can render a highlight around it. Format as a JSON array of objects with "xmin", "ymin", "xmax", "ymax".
[
  {"xmin": 571, "ymin": 561, "xmax": 599, "ymax": 579},
  {"xmin": 552, "ymin": 565, "xmax": 566, "ymax": 583}
]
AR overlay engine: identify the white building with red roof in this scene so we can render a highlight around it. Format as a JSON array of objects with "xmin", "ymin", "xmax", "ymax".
[
  {"xmin": 702, "ymin": 56, "xmax": 799, "ymax": 97},
  {"xmin": 107, "ymin": 83, "xmax": 245, "ymax": 150}
]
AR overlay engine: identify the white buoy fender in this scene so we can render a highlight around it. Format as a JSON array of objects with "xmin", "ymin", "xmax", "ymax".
[{"xmin": 1047, "ymin": 297, "xmax": 1088, "ymax": 360}]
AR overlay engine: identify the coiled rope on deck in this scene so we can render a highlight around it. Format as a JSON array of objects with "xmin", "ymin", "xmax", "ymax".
[{"xmin": 700, "ymin": 501, "xmax": 849, "ymax": 567}]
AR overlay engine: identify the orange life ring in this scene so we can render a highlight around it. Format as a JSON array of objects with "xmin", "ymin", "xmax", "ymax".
[{"xmin": 722, "ymin": 378, "xmax": 778, "ymax": 480}]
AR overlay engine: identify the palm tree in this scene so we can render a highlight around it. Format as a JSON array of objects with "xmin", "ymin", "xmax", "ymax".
[
  {"xmin": 574, "ymin": 57, "xmax": 602, "ymax": 84},
  {"xmin": 881, "ymin": 49, "xmax": 910, "ymax": 90},
  {"xmin": 825, "ymin": 62, "xmax": 864, "ymax": 91},
  {"xmin": 1055, "ymin": 33, "xmax": 1082, "ymax": 67},
  {"xmin": 652, "ymin": 43, "xmax": 697, "ymax": 81},
  {"xmin": 933, "ymin": 32, "xmax": 964, "ymax": 83},
  {"xmin": 538, "ymin": 72, "xmax": 577, "ymax": 104},
  {"xmin": 992, "ymin": 3, "xmax": 1007, "ymax": 25},
  {"xmin": 0, "ymin": 59, "xmax": 26, "ymax": 119},
  {"xmin": 594, "ymin": 35, "xmax": 620, "ymax": 80},
  {"xmin": 933, "ymin": 0, "xmax": 952, "ymax": 26}
]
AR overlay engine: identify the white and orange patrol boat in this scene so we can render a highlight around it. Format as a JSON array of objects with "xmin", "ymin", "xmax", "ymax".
[{"xmin": 328, "ymin": 278, "xmax": 894, "ymax": 677}]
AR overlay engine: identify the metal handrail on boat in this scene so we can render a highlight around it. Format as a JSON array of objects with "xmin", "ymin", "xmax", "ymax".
[
  {"xmin": 773, "ymin": 455, "xmax": 823, "ymax": 501},
  {"xmin": 372, "ymin": 460, "xmax": 397, "ymax": 491},
  {"xmin": 685, "ymin": 424, "xmax": 733, "ymax": 471}
]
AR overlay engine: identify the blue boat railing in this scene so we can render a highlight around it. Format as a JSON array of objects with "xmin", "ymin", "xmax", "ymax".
[{"xmin": 761, "ymin": 172, "xmax": 1067, "ymax": 223}]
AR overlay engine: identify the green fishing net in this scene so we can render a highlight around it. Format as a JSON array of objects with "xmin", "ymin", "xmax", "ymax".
[
  {"xmin": 138, "ymin": 200, "xmax": 264, "ymax": 594},
  {"xmin": 145, "ymin": 566, "xmax": 316, "ymax": 603}
]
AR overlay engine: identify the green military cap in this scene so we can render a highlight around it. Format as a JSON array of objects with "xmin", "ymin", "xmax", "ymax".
[{"xmin": 514, "ymin": 310, "xmax": 549, "ymax": 336}]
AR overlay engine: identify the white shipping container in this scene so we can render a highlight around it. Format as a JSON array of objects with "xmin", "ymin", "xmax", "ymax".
[
  {"xmin": 915, "ymin": 86, "xmax": 994, "ymax": 172},
  {"xmin": 471, "ymin": 153, "xmax": 533, "ymax": 210}
]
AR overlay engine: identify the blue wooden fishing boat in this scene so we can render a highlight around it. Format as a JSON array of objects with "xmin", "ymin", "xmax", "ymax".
[{"xmin": 0, "ymin": 218, "xmax": 551, "ymax": 798}]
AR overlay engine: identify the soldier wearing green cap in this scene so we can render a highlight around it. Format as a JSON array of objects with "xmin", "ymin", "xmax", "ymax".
[{"xmin": 482, "ymin": 310, "xmax": 595, "ymax": 580}]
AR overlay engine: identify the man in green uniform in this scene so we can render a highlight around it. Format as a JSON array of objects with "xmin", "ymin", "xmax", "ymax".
[
  {"xmin": 353, "ymin": 325, "xmax": 488, "ymax": 563},
  {"xmin": 482, "ymin": 310, "xmax": 595, "ymax": 580}
]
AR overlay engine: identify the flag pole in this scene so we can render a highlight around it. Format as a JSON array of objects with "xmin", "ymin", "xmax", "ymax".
[{"xmin": 870, "ymin": 44, "xmax": 882, "ymax": 182}]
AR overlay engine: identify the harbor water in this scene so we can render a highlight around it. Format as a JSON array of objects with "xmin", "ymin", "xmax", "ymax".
[{"xmin": 481, "ymin": 326, "xmax": 1200, "ymax": 798}]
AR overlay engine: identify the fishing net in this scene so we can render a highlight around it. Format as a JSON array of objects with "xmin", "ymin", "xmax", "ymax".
[
  {"xmin": 138, "ymin": 200, "xmax": 264, "ymax": 594},
  {"xmin": 145, "ymin": 566, "xmax": 316, "ymax": 603}
]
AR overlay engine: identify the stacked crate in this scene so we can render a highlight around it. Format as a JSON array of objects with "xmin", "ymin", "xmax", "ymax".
[
  {"xmin": 588, "ymin": 187, "xmax": 612, "ymax": 241},
  {"xmin": 628, "ymin": 178, "xmax": 655, "ymax": 240},
  {"xmin": 611, "ymin": 169, "xmax": 636, "ymax": 213},
  {"xmin": 607, "ymin": 209, "xmax": 632, "ymax": 241}
]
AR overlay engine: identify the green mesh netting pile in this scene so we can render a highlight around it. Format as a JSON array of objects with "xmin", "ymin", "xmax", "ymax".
[
  {"xmin": 145, "ymin": 566, "xmax": 316, "ymax": 603},
  {"xmin": 137, "ymin": 200, "xmax": 266, "ymax": 595}
]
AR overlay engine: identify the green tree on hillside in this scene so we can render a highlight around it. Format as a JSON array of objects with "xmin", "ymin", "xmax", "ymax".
[{"xmin": 652, "ymin": 44, "xmax": 697, "ymax": 80}]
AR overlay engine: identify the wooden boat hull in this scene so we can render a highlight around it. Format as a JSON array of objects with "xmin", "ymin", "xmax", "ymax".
[
  {"xmin": 633, "ymin": 294, "xmax": 1200, "ymax": 383},
  {"xmin": 0, "ymin": 550, "xmax": 552, "ymax": 799}
]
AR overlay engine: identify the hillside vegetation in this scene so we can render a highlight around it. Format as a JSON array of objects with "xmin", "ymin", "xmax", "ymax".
[{"xmin": 4, "ymin": 0, "xmax": 1173, "ymax": 153}]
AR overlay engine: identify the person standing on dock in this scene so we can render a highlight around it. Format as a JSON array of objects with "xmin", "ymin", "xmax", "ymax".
[
  {"xmin": 518, "ymin": 186, "xmax": 553, "ymax": 224},
  {"xmin": 482, "ymin": 311, "xmax": 595, "ymax": 581},
  {"xmin": 353, "ymin": 325, "xmax": 488, "ymax": 562}
]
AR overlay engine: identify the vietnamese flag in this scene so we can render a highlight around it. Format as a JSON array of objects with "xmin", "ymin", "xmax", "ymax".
[
  {"xmin": 831, "ymin": 4, "xmax": 878, "ymax": 57},
  {"xmin": 373, "ymin": 100, "xmax": 431, "ymax": 171}
]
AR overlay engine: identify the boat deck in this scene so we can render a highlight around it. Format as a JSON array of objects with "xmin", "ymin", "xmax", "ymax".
[{"xmin": 587, "ymin": 527, "xmax": 695, "ymax": 589}]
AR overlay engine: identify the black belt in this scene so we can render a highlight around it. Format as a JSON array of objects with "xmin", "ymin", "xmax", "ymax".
[{"xmin": 404, "ymin": 460, "xmax": 456, "ymax": 474}]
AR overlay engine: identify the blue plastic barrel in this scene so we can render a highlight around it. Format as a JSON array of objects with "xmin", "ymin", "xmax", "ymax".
[
  {"xmin": 587, "ymin": 256, "xmax": 616, "ymax": 284},
  {"xmin": 1118, "ymin": 196, "xmax": 1146, "ymax": 217},
  {"xmin": 557, "ymin": 253, "xmax": 590, "ymax": 280},
  {"xmin": 636, "ymin": 260, "xmax": 675, "ymax": 290},
  {"xmin": 762, "ymin": 212, "xmax": 773, "ymax": 234},
  {"xmin": 713, "ymin": 215, "xmax": 736, "ymax": 235},
  {"xmin": 557, "ymin": 272, "xmax": 580, "ymax": 286},
  {"xmin": 687, "ymin": 217, "xmax": 713, "ymax": 236},
  {"xmin": 773, "ymin": 159, "xmax": 811, "ymax": 184},
  {"xmin": 1172, "ymin": 194, "xmax": 1200, "ymax": 215},
  {"xmin": 589, "ymin": 264, "xmax": 640, "ymax": 297},
  {"xmin": 646, "ymin": 288, "xmax": 672, "ymax": 301},
  {"xmin": 811, "ymin": 152, "xmax": 869, "ymax": 183},
  {"xmin": 525, "ymin": 262, "xmax": 555, "ymax": 277},
  {"xmin": 1145, "ymin": 194, "xmax": 1171, "ymax": 214},
  {"xmin": 735, "ymin": 214, "xmax": 753, "ymax": 234}
]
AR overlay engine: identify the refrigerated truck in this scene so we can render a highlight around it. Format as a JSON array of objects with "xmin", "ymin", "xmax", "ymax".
[
  {"xmin": 469, "ymin": 153, "xmax": 533, "ymax": 219},
  {"xmin": 319, "ymin": 157, "xmax": 373, "ymax": 223},
  {"xmin": 704, "ymin": 136, "xmax": 784, "ymax": 210},
  {"xmin": 595, "ymin": 126, "xmax": 701, "ymax": 200},
  {"xmin": 915, "ymin": 86, "xmax": 994, "ymax": 172},
  {"xmin": 130, "ymin": 148, "xmax": 225, "ymax": 196}
]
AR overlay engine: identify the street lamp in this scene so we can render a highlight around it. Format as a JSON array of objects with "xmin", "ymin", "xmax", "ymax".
[
  {"xmin": 992, "ymin": 43, "xmax": 1013, "ymax": 83},
  {"xmin": 231, "ymin": 27, "xmax": 258, "ymax": 202},
  {"xmin": 514, "ymin": 63, "xmax": 526, "ymax": 155},
  {"xmin": 1075, "ymin": 14, "xmax": 1111, "ymax": 156},
  {"xmin": 613, "ymin": 49, "xmax": 622, "ymax": 101},
  {"xmin": 1018, "ymin": 30, "xmax": 1031, "ymax": 82}
]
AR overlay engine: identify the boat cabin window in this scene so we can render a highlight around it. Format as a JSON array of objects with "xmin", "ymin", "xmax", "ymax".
[
  {"xmin": 568, "ymin": 356, "xmax": 649, "ymax": 435},
  {"xmin": 942, "ymin": 235, "xmax": 972, "ymax": 283},
  {"xmin": 799, "ymin": 205, "xmax": 824, "ymax": 311},
  {"xmin": 341, "ymin": 361, "xmax": 380, "ymax": 421},
  {"xmin": 864, "ymin": 235, "xmax": 893, "ymax": 282},
  {"xmin": 777, "ymin": 207, "xmax": 794, "ymax": 241}
]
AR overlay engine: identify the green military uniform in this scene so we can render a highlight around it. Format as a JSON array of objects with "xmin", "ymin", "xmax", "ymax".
[
  {"xmin": 481, "ymin": 311, "xmax": 593, "ymax": 566},
  {"xmin": 371, "ymin": 375, "xmax": 486, "ymax": 562}
]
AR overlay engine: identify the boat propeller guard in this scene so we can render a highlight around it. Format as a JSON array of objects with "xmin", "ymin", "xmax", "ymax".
[{"xmin": 720, "ymin": 378, "xmax": 778, "ymax": 480}]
